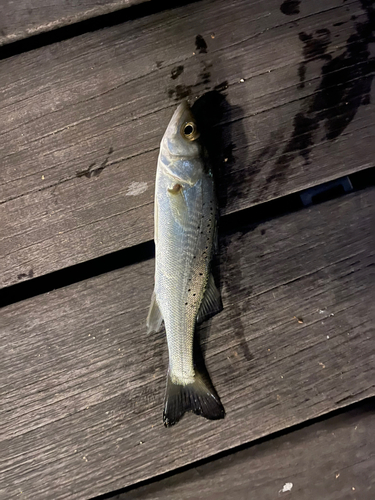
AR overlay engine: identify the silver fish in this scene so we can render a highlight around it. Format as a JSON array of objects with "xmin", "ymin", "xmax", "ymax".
[{"xmin": 147, "ymin": 101, "xmax": 225, "ymax": 427}]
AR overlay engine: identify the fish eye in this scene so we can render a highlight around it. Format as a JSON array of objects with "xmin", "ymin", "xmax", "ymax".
[
  {"xmin": 184, "ymin": 124, "xmax": 194, "ymax": 135},
  {"xmin": 181, "ymin": 121, "xmax": 199, "ymax": 141}
]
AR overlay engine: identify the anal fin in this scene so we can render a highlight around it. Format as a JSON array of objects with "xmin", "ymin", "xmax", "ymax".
[
  {"xmin": 146, "ymin": 291, "xmax": 163, "ymax": 334},
  {"xmin": 196, "ymin": 272, "xmax": 222, "ymax": 324}
]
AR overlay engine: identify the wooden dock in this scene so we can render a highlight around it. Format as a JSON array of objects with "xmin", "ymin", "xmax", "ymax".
[{"xmin": 1, "ymin": 0, "xmax": 374, "ymax": 498}]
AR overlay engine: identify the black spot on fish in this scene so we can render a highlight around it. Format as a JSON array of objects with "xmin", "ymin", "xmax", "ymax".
[
  {"xmin": 333, "ymin": 21, "xmax": 346, "ymax": 26},
  {"xmin": 195, "ymin": 34, "xmax": 207, "ymax": 53},
  {"xmin": 156, "ymin": 61, "xmax": 163, "ymax": 68},
  {"xmin": 261, "ymin": 229, "xmax": 266, "ymax": 235},
  {"xmin": 171, "ymin": 65, "xmax": 184, "ymax": 80},
  {"xmin": 280, "ymin": 0, "xmax": 300, "ymax": 15}
]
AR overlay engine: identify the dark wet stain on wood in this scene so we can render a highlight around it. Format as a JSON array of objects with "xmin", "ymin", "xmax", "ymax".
[
  {"xmin": 199, "ymin": 61, "xmax": 212, "ymax": 85},
  {"xmin": 299, "ymin": 29, "xmax": 331, "ymax": 61},
  {"xmin": 168, "ymin": 84, "xmax": 192, "ymax": 100},
  {"xmin": 17, "ymin": 269, "xmax": 34, "ymax": 280},
  {"xmin": 298, "ymin": 29, "xmax": 332, "ymax": 88},
  {"xmin": 280, "ymin": 0, "xmax": 300, "ymax": 15},
  {"xmin": 76, "ymin": 147, "xmax": 113, "ymax": 179},
  {"xmin": 195, "ymin": 34, "xmax": 207, "ymax": 53},
  {"xmin": 214, "ymin": 81, "xmax": 228, "ymax": 92},
  {"xmin": 261, "ymin": 4, "xmax": 375, "ymax": 195},
  {"xmin": 223, "ymin": 143, "xmax": 236, "ymax": 165},
  {"xmin": 171, "ymin": 65, "xmax": 184, "ymax": 79},
  {"xmin": 168, "ymin": 62, "xmax": 212, "ymax": 99}
]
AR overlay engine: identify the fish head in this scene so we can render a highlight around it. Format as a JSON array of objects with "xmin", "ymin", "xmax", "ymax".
[{"xmin": 159, "ymin": 101, "xmax": 204, "ymax": 185}]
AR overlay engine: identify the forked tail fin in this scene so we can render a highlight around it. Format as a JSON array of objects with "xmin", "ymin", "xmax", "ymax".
[{"xmin": 163, "ymin": 370, "xmax": 225, "ymax": 427}]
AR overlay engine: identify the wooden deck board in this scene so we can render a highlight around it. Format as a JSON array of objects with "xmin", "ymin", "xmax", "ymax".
[
  {"xmin": 116, "ymin": 402, "xmax": 375, "ymax": 500},
  {"xmin": 1, "ymin": 188, "xmax": 374, "ymax": 499},
  {"xmin": 1, "ymin": 0, "xmax": 374, "ymax": 287},
  {"xmin": 0, "ymin": 0, "xmax": 149, "ymax": 46}
]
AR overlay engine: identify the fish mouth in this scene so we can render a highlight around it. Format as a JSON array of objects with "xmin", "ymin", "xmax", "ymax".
[
  {"xmin": 164, "ymin": 100, "xmax": 195, "ymax": 138},
  {"xmin": 172, "ymin": 100, "xmax": 192, "ymax": 122}
]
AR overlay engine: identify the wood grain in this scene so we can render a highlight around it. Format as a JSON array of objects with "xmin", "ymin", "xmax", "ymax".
[
  {"xmin": 1, "ymin": 0, "xmax": 374, "ymax": 287},
  {"xmin": 1, "ymin": 188, "xmax": 374, "ymax": 499},
  {"xmin": 116, "ymin": 402, "xmax": 375, "ymax": 500},
  {"xmin": 0, "ymin": 0, "xmax": 149, "ymax": 46}
]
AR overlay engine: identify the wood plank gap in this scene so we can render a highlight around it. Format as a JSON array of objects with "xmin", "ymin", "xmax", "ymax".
[
  {"xmin": 1, "ymin": 167, "xmax": 374, "ymax": 309},
  {"xmin": 0, "ymin": 0, "xmax": 201, "ymax": 55},
  {"xmin": 94, "ymin": 396, "xmax": 375, "ymax": 500}
]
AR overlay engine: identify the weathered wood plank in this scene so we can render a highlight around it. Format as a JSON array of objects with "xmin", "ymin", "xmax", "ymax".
[
  {"xmin": 116, "ymin": 402, "xmax": 375, "ymax": 500},
  {"xmin": 0, "ymin": 0, "xmax": 149, "ymax": 46},
  {"xmin": 1, "ymin": 188, "xmax": 374, "ymax": 499},
  {"xmin": 1, "ymin": 0, "xmax": 374, "ymax": 287}
]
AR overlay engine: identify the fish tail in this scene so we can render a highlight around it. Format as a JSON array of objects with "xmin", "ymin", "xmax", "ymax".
[{"xmin": 163, "ymin": 370, "xmax": 225, "ymax": 427}]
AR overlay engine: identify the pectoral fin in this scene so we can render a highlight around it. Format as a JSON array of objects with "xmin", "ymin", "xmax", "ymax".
[
  {"xmin": 146, "ymin": 291, "xmax": 163, "ymax": 333},
  {"xmin": 197, "ymin": 273, "xmax": 222, "ymax": 324}
]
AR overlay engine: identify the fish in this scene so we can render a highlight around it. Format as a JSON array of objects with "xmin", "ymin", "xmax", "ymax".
[{"xmin": 147, "ymin": 100, "xmax": 225, "ymax": 427}]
